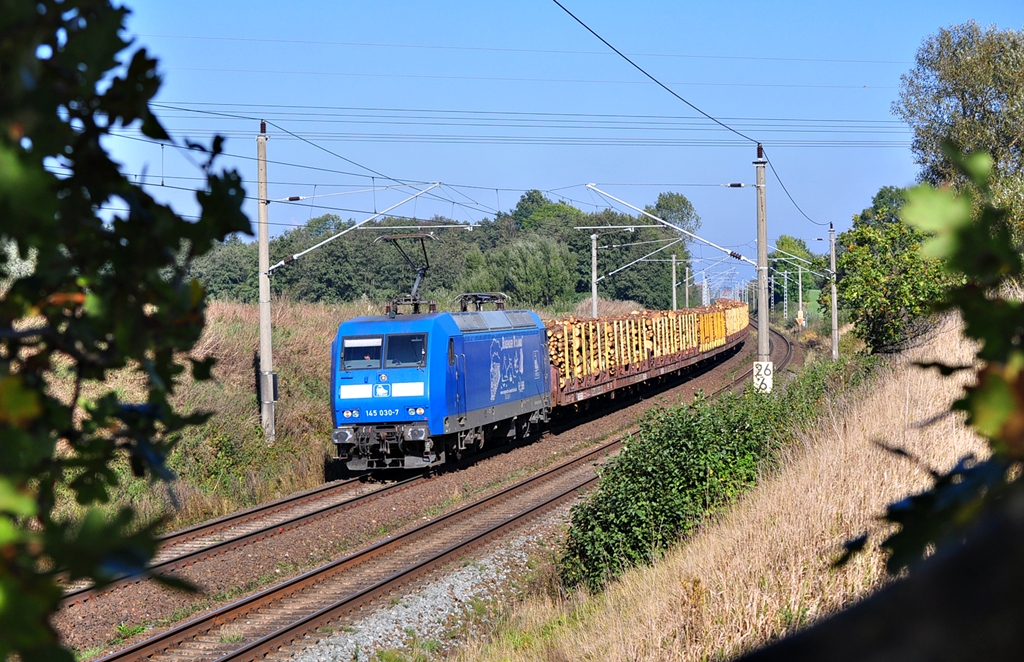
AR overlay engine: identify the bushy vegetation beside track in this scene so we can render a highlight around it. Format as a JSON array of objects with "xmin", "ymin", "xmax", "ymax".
[
  {"xmin": 559, "ymin": 354, "xmax": 878, "ymax": 592},
  {"xmin": 49, "ymin": 300, "xmax": 349, "ymax": 529}
]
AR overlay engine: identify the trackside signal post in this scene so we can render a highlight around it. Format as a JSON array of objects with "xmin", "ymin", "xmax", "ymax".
[
  {"xmin": 754, "ymin": 144, "xmax": 772, "ymax": 392},
  {"xmin": 257, "ymin": 121, "xmax": 277, "ymax": 442}
]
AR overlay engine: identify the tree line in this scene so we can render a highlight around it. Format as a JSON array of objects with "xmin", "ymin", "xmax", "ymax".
[{"xmin": 189, "ymin": 190, "xmax": 707, "ymax": 311}]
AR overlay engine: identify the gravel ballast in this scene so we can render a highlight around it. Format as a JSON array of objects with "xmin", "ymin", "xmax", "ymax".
[{"xmin": 290, "ymin": 509, "xmax": 568, "ymax": 662}]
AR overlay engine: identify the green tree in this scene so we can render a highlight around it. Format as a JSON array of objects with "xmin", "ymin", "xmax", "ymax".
[
  {"xmin": 893, "ymin": 21, "xmax": 1024, "ymax": 235},
  {"xmin": 511, "ymin": 189, "xmax": 550, "ymax": 228},
  {"xmin": 462, "ymin": 235, "xmax": 576, "ymax": 307},
  {"xmin": 834, "ymin": 186, "xmax": 957, "ymax": 352},
  {"xmin": 189, "ymin": 235, "xmax": 258, "ymax": 303},
  {"xmin": 854, "ymin": 185, "xmax": 908, "ymax": 227},
  {"xmin": 769, "ymin": 235, "xmax": 821, "ymax": 316},
  {"xmin": 647, "ymin": 191, "xmax": 701, "ymax": 236},
  {"xmin": 0, "ymin": 3, "xmax": 249, "ymax": 659}
]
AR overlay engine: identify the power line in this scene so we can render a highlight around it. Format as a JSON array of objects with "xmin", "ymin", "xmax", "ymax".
[
  {"xmin": 159, "ymin": 66, "xmax": 897, "ymax": 91},
  {"xmin": 115, "ymin": 126, "xmax": 907, "ymax": 150},
  {"xmin": 137, "ymin": 33, "xmax": 910, "ymax": 65},
  {"xmin": 551, "ymin": 0, "xmax": 758, "ymax": 144},
  {"xmin": 155, "ymin": 101, "xmax": 908, "ymax": 128},
  {"xmin": 551, "ymin": 0, "xmax": 829, "ymax": 227},
  {"xmin": 762, "ymin": 146, "xmax": 830, "ymax": 226}
]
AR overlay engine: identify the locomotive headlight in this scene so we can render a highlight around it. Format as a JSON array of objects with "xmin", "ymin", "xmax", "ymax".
[
  {"xmin": 404, "ymin": 425, "xmax": 427, "ymax": 441},
  {"xmin": 352, "ymin": 409, "xmax": 360, "ymax": 418},
  {"xmin": 407, "ymin": 407, "xmax": 416, "ymax": 416},
  {"xmin": 332, "ymin": 428, "xmax": 354, "ymax": 445},
  {"xmin": 343, "ymin": 410, "xmax": 352, "ymax": 418},
  {"xmin": 416, "ymin": 407, "xmax": 425, "ymax": 415}
]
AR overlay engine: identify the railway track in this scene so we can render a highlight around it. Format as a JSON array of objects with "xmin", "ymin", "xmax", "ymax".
[
  {"xmin": 89, "ymin": 325, "xmax": 792, "ymax": 662},
  {"xmin": 95, "ymin": 439, "xmax": 616, "ymax": 662},
  {"xmin": 61, "ymin": 475, "xmax": 424, "ymax": 606},
  {"xmin": 71, "ymin": 325, "xmax": 789, "ymax": 659},
  {"xmin": 65, "ymin": 326, "xmax": 777, "ymax": 608},
  {"xmin": 713, "ymin": 322, "xmax": 793, "ymax": 395}
]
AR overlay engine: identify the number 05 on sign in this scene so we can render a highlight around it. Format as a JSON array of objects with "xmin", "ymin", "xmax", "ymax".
[{"xmin": 753, "ymin": 361, "xmax": 773, "ymax": 392}]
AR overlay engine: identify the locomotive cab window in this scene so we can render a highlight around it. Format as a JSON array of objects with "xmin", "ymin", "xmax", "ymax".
[
  {"xmin": 342, "ymin": 337, "xmax": 382, "ymax": 370},
  {"xmin": 386, "ymin": 334, "xmax": 427, "ymax": 368}
]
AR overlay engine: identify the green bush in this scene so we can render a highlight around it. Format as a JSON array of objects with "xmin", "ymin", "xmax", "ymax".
[{"xmin": 559, "ymin": 355, "xmax": 876, "ymax": 592}]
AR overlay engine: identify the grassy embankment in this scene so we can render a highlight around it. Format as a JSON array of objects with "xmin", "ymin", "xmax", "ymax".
[
  {"xmin": 51, "ymin": 299, "xmax": 356, "ymax": 528},
  {"xmin": 455, "ymin": 317, "xmax": 984, "ymax": 661},
  {"xmin": 52, "ymin": 297, "xmax": 645, "ymax": 531}
]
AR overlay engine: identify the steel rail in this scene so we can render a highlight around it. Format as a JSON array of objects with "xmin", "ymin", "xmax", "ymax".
[
  {"xmin": 713, "ymin": 321, "xmax": 793, "ymax": 396},
  {"xmin": 64, "ymin": 325, "xmax": 755, "ymax": 608},
  {"xmin": 96, "ymin": 440, "xmax": 617, "ymax": 662},
  {"xmin": 223, "ymin": 469, "xmax": 595, "ymax": 661},
  {"xmin": 61, "ymin": 475, "xmax": 423, "ymax": 607}
]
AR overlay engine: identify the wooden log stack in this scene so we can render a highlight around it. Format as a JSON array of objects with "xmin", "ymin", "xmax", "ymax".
[{"xmin": 545, "ymin": 300, "xmax": 749, "ymax": 389}]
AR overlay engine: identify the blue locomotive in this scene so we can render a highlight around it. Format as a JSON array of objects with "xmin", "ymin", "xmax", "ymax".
[{"xmin": 330, "ymin": 300, "xmax": 551, "ymax": 471}]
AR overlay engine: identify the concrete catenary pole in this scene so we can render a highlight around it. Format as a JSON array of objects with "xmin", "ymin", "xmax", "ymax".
[
  {"xmin": 685, "ymin": 266, "xmax": 690, "ymax": 308},
  {"xmin": 783, "ymin": 270, "xmax": 789, "ymax": 320},
  {"xmin": 671, "ymin": 253, "xmax": 677, "ymax": 310},
  {"xmin": 257, "ymin": 121, "xmax": 276, "ymax": 442},
  {"xmin": 830, "ymin": 222, "xmax": 839, "ymax": 361},
  {"xmin": 755, "ymin": 145, "xmax": 770, "ymax": 363},
  {"xmin": 591, "ymin": 233, "xmax": 599, "ymax": 318}
]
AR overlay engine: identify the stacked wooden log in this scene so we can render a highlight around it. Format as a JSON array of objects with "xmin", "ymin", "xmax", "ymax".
[{"xmin": 545, "ymin": 300, "xmax": 748, "ymax": 389}]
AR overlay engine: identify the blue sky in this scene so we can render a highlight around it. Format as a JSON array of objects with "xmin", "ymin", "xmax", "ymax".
[{"xmin": 111, "ymin": 1, "xmax": 1022, "ymax": 282}]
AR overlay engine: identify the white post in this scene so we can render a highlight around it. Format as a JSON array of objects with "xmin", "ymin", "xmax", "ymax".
[
  {"xmin": 685, "ymin": 266, "xmax": 690, "ymax": 308},
  {"xmin": 257, "ymin": 121, "xmax": 275, "ymax": 442},
  {"xmin": 798, "ymin": 265, "xmax": 803, "ymax": 328},
  {"xmin": 671, "ymin": 253, "xmax": 677, "ymax": 310},
  {"xmin": 830, "ymin": 223, "xmax": 839, "ymax": 361}
]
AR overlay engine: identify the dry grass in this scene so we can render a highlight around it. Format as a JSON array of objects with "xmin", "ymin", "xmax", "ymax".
[
  {"xmin": 50, "ymin": 299, "xmax": 375, "ymax": 529},
  {"xmin": 459, "ymin": 316, "xmax": 986, "ymax": 661}
]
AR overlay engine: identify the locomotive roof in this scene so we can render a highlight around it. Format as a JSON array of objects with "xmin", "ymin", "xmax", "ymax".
[{"xmin": 338, "ymin": 310, "xmax": 540, "ymax": 334}]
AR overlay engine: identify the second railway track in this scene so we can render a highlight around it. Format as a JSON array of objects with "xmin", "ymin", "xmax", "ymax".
[
  {"xmin": 72, "ymin": 325, "xmax": 792, "ymax": 660},
  {"xmin": 62, "ymin": 475, "xmax": 424, "ymax": 606},
  {"xmin": 96, "ymin": 440, "xmax": 617, "ymax": 662}
]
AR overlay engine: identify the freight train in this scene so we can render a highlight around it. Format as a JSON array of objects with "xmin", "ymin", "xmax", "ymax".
[{"xmin": 330, "ymin": 295, "xmax": 748, "ymax": 471}]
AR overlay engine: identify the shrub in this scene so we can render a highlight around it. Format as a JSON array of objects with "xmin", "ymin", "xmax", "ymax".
[{"xmin": 559, "ymin": 355, "xmax": 876, "ymax": 592}]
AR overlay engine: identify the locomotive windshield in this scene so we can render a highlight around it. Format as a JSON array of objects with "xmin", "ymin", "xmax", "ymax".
[
  {"xmin": 341, "ymin": 336, "xmax": 382, "ymax": 370},
  {"xmin": 385, "ymin": 333, "xmax": 427, "ymax": 368}
]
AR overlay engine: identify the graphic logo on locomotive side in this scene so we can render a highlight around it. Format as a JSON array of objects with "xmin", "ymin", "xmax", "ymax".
[{"xmin": 490, "ymin": 336, "xmax": 526, "ymax": 402}]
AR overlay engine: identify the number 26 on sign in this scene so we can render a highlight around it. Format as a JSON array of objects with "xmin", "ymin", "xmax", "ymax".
[{"xmin": 753, "ymin": 361, "xmax": 773, "ymax": 393}]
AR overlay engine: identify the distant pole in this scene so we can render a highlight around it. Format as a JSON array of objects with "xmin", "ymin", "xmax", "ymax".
[
  {"xmin": 591, "ymin": 233, "xmax": 598, "ymax": 318},
  {"xmin": 798, "ymin": 265, "xmax": 803, "ymax": 327},
  {"xmin": 755, "ymin": 145, "xmax": 770, "ymax": 364},
  {"xmin": 257, "ymin": 121, "xmax": 276, "ymax": 442},
  {"xmin": 671, "ymin": 253, "xmax": 677, "ymax": 310},
  {"xmin": 783, "ymin": 270, "xmax": 789, "ymax": 320},
  {"xmin": 685, "ymin": 266, "xmax": 690, "ymax": 308},
  {"xmin": 830, "ymin": 222, "xmax": 839, "ymax": 361}
]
